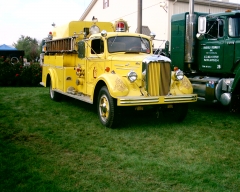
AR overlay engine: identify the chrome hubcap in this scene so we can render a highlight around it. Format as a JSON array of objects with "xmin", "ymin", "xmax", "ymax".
[{"xmin": 99, "ymin": 95, "xmax": 109, "ymax": 122}]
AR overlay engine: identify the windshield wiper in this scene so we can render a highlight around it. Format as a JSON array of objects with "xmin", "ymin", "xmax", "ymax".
[
  {"xmin": 110, "ymin": 34, "xmax": 118, "ymax": 46},
  {"xmin": 139, "ymin": 35, "xmax": 149, "ymax": 50}
]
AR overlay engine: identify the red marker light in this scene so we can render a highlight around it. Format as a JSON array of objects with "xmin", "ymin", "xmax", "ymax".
[
  {"xmin": 105, "ymin": 67, "xmax": 110, "ymax": 72},
  {"xmin": 174, "ymin": 66, "xmax": 179, "ymax": 71}
]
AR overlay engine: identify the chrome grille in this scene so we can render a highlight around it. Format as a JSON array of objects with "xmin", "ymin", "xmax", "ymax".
[{"xmin": 147, "ymin": 62, "xmax": 171, "ymax": 96}]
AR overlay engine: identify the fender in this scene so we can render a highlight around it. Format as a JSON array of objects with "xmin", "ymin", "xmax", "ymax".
[
  {"xmin": 178, "ymin": 76, "xmax": 193, "ymax": 94},
  {"xmin": 48, "ymin": 68, "xmax": 58, "ymax": 89},
  {"xmin": 170, "ymin": 74, "xmax": 193, "ymax": 95},
  {"xmin": 95, "ymin": 73, "xmax": 129, "ymax": 98}
]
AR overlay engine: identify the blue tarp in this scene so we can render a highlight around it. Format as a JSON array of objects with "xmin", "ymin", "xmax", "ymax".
[{"xmin": 0, "ymin": 44, "xmax": 17, "ymax": 50}]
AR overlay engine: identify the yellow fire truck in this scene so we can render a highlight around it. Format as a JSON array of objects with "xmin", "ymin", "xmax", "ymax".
[{"xmin": 40, "ymin": 19, "xmax": 197, "ymax": 128}]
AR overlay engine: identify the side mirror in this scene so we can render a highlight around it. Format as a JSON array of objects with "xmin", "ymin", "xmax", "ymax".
[
  {"xmin": 198, "ymin": 16, "xmax": 206, "ymax": 34},
  {"xmin": 78, "ymin": 41, "xmax": 85, "ymax": 59},
  {"xmin": 150, "ymin": 32, "xmax": 156, "ymax": 40},
  {"xmin": 196, "ymin": 33, "xmax": 204, "ymax": 40}
]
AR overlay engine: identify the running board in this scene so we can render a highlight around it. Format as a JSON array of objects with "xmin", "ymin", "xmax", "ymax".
[{"xmin": 54, "ymin": 89, "xmax": 93, "ymax": 104}]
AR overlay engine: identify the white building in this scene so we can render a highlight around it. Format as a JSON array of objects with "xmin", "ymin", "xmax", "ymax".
[{"xmin": 80, "ymin": 0, "xmax": 240, "ymax": 48}]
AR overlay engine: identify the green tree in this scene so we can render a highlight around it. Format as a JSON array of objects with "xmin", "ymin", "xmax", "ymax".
[{"xmin": 13, "ymin": 35, "xmax": 41, "ymax": 62}]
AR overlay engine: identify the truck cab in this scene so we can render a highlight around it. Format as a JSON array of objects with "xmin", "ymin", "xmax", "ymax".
[
  {"xmin": 169, "ymin": 9, "xmax": 240, "ymax": 110},
  {"xmin": 40, "ymin": 19, "xmax": 197, "ymax": 128}
]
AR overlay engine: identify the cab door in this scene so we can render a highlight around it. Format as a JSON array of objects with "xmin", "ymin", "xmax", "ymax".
[
  {"xmin": 198, "ymin": 19, "xmax": 224, "ymax": 72},
  {"xmin": 223, "ymin": 16, "xmax": 240, "ymax": 73},
  {"xmin": 86, "ymin": 38, "xmax": 106, "ymax": 96}
]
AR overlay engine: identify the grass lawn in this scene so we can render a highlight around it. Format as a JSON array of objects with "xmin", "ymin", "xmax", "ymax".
[{"xmin": 0, "ymin": 87, "xmax": 240, "ymax": 192}]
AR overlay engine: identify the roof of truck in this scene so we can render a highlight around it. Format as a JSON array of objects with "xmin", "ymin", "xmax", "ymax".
[
  {"xmin": 90, "ymin": 32, "xmax": 151, "ymax": 40},
  {"xmin": 207, "ymin": 10, "xmax": 240, "ymax": 18},
  {"xmin": 171, "ymin": 10, "xmax": 240, "ymax": 22}
]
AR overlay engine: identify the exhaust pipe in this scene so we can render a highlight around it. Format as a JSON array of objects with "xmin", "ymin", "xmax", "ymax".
[{"xmin": 184, "ymin": 0, "xmax": 197, "ymax": 69}]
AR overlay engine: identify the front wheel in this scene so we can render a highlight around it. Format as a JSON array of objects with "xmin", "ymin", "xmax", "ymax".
[
  {"xmin": 97, "ymin": 86, "xmax": 118, "ymax": 128},
  {"xmin": 49, "ymin": 80, "xmax": 61, "ymax": 101}
]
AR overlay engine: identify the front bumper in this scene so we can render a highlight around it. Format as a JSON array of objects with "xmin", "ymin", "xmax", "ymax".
[{"xmin": 117, "ymin": 94, "xmax": 197, "ymax": 106}]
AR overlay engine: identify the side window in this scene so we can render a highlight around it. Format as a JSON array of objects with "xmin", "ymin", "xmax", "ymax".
[
  {"xmin": 229, "ymin": 17, "xmax": 240, "ymax": 37},
  {"xmin": 91, "ymin": 39, "xmax": 104, "ymax": 54},
  {"xmin": 206, "ymin": 20, "xmax": 218, "ymax": 38},
  {"xmin": 206, "ymin": 19, "xmax": 224, "ymax": 39},
  {"xmin": 218, "ymin": 19, "xmax": 224, "ymax": 37}
]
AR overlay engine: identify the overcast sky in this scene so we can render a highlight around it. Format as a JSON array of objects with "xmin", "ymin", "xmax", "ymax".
[
  {"xmin": 0, "ymin": 0, "xmax": 91, "ymax": 46},
  {"xmin": 0, "ymin": 0, "xmax": 239, "ymax": 46}
]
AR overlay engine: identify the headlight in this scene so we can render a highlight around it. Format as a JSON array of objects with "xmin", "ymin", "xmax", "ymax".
[
  {"xmin": 127, "ymin": 71, "xmax": 138, "ymax": 83},
  {"xmin": 175, "ymin": 69, "xmax": 184, "ymax": 81},
  {"xmin": 90, "ymin": 25, "xmax": 100, "ymax": 34}
]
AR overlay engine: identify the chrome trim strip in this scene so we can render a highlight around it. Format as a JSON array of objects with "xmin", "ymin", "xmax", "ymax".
[
  {"xmin": 164, "ymin": 98, "xmax": 197, "ymax": 102},
  {"xmin": 42, "ymin": 64, "xmax": 50, "ymax": 67},
  {"xmin": 164, "ymin": 95, "xmax": 197, "ymax": 102},
  {"xmin": 118, "ymin": 95, "xmax": 197, "ymax": 105},
  {"xmin": 119, "ymin": 96, "xmax": 159, "ymax": 104},
  {"xmin": 116, "ymin": 67, "xmax": 140, "ymax": 70},
  {"xmin": 120, "ymin": 100, "xmax": 159, "ymax": 104}
]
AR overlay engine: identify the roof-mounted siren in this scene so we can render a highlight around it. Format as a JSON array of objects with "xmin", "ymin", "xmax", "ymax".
[
  {"xmin": 48, "ymin": 32, "xmax": 53, "ymax": 40},
  {"xmin": 114, "ymin": 19, "xmax": 129, "ymax": 32},
  {"xmin": 89, "ymin": 25, "xmax": 100, "ymax": 35},
  {"xmin": 89, "ymin": 16, "xmax": 100, "ymax": 35}
]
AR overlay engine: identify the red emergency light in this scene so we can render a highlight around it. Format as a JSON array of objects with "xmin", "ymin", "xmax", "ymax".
[
  {"xmin": 115, "ymin": 19, "xmax": 128, "ymax": 32},
  {"xmin": 48, "ymin": 31, "xmax": 53, "ymax": 40},
  {"xmin": 116, "ymin": 22, "xmax": 125, "ymax": 31}
]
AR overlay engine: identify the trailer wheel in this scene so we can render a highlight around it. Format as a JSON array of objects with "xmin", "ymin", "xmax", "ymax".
[
  {"xmin": 49, "ymin": 80, "xmax": 61, "ymax": 101},
  {"xmin": 97, "ymin": 86, "xmax": 117, "ymax": 128}
]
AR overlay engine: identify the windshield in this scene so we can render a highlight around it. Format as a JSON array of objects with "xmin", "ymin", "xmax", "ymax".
[
  {"xmin": 228, "ymin": 16, "xmax": 240, "ymax": 37},
  {"xmin": 107, "ymin": 36, "xmax": 150, "ymax": 53}
]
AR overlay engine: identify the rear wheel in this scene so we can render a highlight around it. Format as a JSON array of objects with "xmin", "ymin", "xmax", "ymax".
[
  {"xmin": 97, "ymin": 86, "xmax": 118, "ymax": 128},
  {"xmin": 49, "ymin": 79, "xmax": 61, "ymax": 101}
]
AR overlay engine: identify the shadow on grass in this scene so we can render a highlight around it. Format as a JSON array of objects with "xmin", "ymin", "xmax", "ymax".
[{"xmin": 43, "ymin": 93, "xmax": 240, "ymax": 129}]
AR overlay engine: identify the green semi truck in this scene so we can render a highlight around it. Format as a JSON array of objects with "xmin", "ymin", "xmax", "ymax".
[{"xmin": 159, "ymin": 0, "xmax": 240, "ymax": 111}]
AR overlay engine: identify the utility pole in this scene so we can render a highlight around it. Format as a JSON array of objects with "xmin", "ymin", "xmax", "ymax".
[{"xmin": 137, "ymin": 0, "xmax": 142, "ymax": 34}]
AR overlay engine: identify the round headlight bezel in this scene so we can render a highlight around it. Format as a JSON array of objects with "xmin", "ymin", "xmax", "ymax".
[
  {"xmin": 127, "ymin": 71, "xmax": 138, "ymax": 83},
  {"xmin": 175, "ymin": 69, "xmax": 184, "ymax": 81},
  {"xmin": 90, "ymin": 25, "xmax": 100, "ymax": 35}
]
